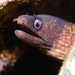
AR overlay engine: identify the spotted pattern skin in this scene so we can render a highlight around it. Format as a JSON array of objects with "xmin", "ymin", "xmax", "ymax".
[
  {"xmin": 14, "ymin": 14, "xmax": 75, "ymax": 61},
  {"xmin": 48, "ymin": 23, "xmax": 75, "ymax": 60}
]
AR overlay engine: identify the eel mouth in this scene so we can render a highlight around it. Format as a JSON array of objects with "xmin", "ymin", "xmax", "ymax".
[
  {"xmin": 15, "ymin": 25, "xmax": 43, "ymax": 40},
  {"xmin": 14, "ymin": 26, "xmax": 50, "ymax": 48}
]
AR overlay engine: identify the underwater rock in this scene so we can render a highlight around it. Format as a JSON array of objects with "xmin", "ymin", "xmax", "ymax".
[
  {"xmin": 0, "ymin": 0, "xmax": 29, "ymax": 10},
  {"xmin": 59, "ymin": 42, "xmax": 75, "ymax": 75}
]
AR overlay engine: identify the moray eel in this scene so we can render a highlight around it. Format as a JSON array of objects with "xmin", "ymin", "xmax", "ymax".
[{"xmin": 13, "ymin": 14, "xmax": 75, "ymax": 61}]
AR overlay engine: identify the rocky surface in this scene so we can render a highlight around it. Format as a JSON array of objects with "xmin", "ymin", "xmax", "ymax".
[{"xmin": 59, "ymin": 42, "xmax": 75, "ymax": 75}]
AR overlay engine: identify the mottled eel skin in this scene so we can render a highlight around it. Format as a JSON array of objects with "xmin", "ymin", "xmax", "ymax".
[{"xmin": 13, "ymin": 14, "xmax": 75, "ymax": 61}]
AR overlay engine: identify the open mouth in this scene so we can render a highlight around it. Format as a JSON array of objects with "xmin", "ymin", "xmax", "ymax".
[
  {"xmin": 14, "ymin": 25, "xmax": 51, "ymax": 49},
  {"xmin": 14, "ymin": 23, "xmax": 47, "ymax": 46},
  {"xmin": 14, "ymin": 24, "xmax": 43, "ymax": 40}
]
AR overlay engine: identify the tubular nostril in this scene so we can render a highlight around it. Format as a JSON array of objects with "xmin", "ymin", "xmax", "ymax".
[
  {"xmin": 13, "ymin": 18, "xmax": 25, "ymax": 25},
  {"xmin": 13, "ymin": 19, "xmax": 23, "ymax": 25},
  {"xmin": 13, "ymin": 18, "xmax": 17, "ymax": 22}
]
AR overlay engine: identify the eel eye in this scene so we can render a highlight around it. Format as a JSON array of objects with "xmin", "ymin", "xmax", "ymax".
[{"xmin": 34, "ymin": 19, "xmax": 42, "ymax": 29}]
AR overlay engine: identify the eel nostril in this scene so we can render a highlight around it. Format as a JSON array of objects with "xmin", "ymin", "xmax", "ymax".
[{"xmin": 13, "ymin": 18, "xmax": 17, "ymax": 22}]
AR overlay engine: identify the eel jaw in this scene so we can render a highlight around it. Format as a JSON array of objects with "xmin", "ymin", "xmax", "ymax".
[{"xmin": 15, "ymin": 30, "xmax": 51, "ymax": 49}]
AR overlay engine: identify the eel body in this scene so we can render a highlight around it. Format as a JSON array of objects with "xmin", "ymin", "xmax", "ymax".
[{"xmin": 13, "ymin": 14, "xmax": 75, "ymax": 61}]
